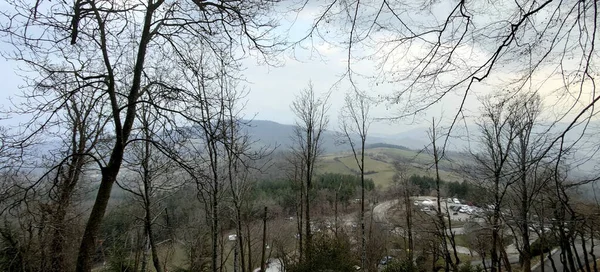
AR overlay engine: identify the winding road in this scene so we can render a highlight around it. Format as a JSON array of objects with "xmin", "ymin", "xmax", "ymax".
[
  {"xmin": 371, "ymin": 198, "xmax": 537, "ymax": 268},
  {"xmin": 372, "ymin": 199, "xmax": 466, "ymax": 235},
  {"xmin": 532, "ymin": 240, "xmax": 599, "ymax": 272}
]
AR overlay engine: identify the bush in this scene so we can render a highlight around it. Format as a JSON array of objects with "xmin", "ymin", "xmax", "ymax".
[
  {"xmin": 102, "ymin": 257, "xmax": 136, "ymax": 272},
  {"xmin": 530, "ymin": 234, "xmax": 559, "ymax": 257},
  {"xmin": 381, "ymin": 259, "xmax": 416, "ymax": 272},
  {"xmin": 458, "ymin": 263, "xmax": 484, "ymax": 272},
  {"xmin": 286, "ymin": 234, "xmax": 357, "ymax": 272}
]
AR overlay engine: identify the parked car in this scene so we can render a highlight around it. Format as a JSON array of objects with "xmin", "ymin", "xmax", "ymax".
[
  {"xmin": 453, "ymin": 198, "xmax": 461, "ymax": 204},
  {"xmin": 421, "ymin": 199, "xmax": 435, "ymax": 206},
  {"xmin": 380, "ymin": 256, "xmax": 393, "ymax": 265}
]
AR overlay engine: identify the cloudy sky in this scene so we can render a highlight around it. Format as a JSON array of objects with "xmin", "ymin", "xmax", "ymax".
[
  {"xmin": 234, "ymin": 1, "xmax": 478, "ymax": 135},
  {"xmin": 238, "ymin": 0, "xmax": 598, "ymax": 138},
  {"xmin": 0, "ymin": 1, "xmax": 445, "ymax": 135},
  {"xmin": 0, "ymin": 0, "xmax": 596, "ymax": 137}
]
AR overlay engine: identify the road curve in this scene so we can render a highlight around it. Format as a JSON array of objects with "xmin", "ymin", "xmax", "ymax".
[{"xmin": 373, "ymin": 199, "xmax": 399, "ymax": 223}]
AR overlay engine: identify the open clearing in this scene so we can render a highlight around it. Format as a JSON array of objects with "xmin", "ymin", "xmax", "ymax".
[{"xmin": 318, "ymin": 147, "xmax": 464, "ymax": 187}]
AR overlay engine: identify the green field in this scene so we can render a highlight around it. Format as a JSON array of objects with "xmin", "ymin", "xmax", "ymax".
[{"xmin": 317, "ymin": 147, "xmax": 463, "ymax": 187}]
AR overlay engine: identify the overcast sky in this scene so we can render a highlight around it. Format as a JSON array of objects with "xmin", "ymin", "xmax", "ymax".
[
  {"xmin": 236, "ymin": 0, "xmax": 598, "ymax": 137},
  {"xmin": 231, "ymin": 1, "xmax": 476, "ymax": 135},
  {"xmin": 0, "ymin": 1, "xmax": 447, "ymax": 135},
  {"xmin": 0, "ymin": 1, "xmax": 596, "ymax": 137}
]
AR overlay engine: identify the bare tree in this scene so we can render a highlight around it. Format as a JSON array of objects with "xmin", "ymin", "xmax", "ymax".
[
  {"xmin": 546, "ymin": 166, "xmax": 593, "ymax": 272},
  {"xmin": 221, "ymin": 80, "xmax": 271, "ymax": 272},
  {"xmin": 284, "ymin": 152, "xmax": 306, "ymax": 261},
  {"xmin": 223, "ymin": 114, "xmax": 253, "ymax": 272},
  {"xmin": 290, "ymin": 82, "xmax": 330, "ymax": 260},
  {"xmin": 175, "ymin": 51, "xmax": 230, "ymax": 272},
  {"xmin": 167, "ymin": 45, "xmax": 271, "ymax": 272},
  {"xmin": 504, "ymin": 93, "xmax": 550, "ymax": 272},
  {"xmin": 295, "ymin": 0, "xmax": 599, "ymax": 171},
  {"xmin": 338, "ymin": 90, "xmax": 371, "ymax": 271},
  {"xmin": 0, "ymin": 74, "xmax": 106, "ymax": 271},
  {"xmin": 469, "ymin": 94, "xmax": 520, "ymax": 272},
  {"xmin": 427, "ymin": 119, "xmax": 459, "ymax": 271},
  {"xmin": 0, "ymin": 0, "xmax": 281, "ymax": 270},
  {"xmin": 117, "ymin": 101, "xmax": 185, "ymax": 272},
  {"xmin": 46, "ymin": 89, "xmax": 106, "ymax": 272},
  {"xmin": 391, "ymin": 163, "xmax": 415, "ymax": 264}
]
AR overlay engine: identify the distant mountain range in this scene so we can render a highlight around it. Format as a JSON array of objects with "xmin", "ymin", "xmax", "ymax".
[
  {"xmin": 31, "ymin": 119, "xmax": 599, "ymax": 176},
  {"xmin": 243, "ymin": 119, "xmax": 599, "ymax": 175},
  {"xmin": 243, "ymin": 119, "xmax": 434, "ymax": 153},
  {"xmin": 25, "ymin": 119, "xmax": 600, "ymax": 199}
]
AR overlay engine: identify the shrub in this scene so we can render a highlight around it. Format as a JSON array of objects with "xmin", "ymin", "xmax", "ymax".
[
  {"xmin": 458, "ymin": 263, "xmax": 484, "ymax": 272},
  {"xmin": 286, "ymin": 234, "xmax": 357, "ymax": 272},
  {"xmin": 381, "ymin": 259, "xmax": 416, "ymax": 272},
  {"xmin": 530, "ymin": 234, "xmax": 559, "ymax": 257},
  {"xmin": 102, "ymin": 256, "xmax": 136, "ymax": 272}
]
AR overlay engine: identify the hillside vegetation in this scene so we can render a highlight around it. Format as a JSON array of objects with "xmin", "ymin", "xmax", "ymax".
[{"xmin": 318, "ymin": 146, "xmax": 464, "ymax": 187}]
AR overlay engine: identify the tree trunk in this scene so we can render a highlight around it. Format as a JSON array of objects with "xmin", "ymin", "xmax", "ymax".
[
  {"xmin": 491, "ymin": 220, "xmax": 500, "ymax": 272},
  {"xmin": 360, "ymin": 140, "xmax": 366, "ymax": 272},
  {"xmin": 212, "ymin": 177, "xmax": 219, "ymax": 272},
  {"xmin": 305, "ymin": 167, "xmax": 312, "ymax": 260},
  {"xmin": 491, "ymin": 196, "xmax": 501, "ymax": 272},
  {"xmin": 297, "ymin": 175, "xmax": 304, "ymax": 262},
  {"xmin": 334, "ymin": 189, "xmax": 338, "ymax": 238},
  {"xmin": 234, "ymin": 239, "xmax": 239, "ymax": 272},
  {"xmin": 305, "ymin": 125, "xmax": 313, "ymax": 260},
  {"xmin": 566, "ymin": 239, "xmax": 577, "ymax": 271},
  {"xmin": 500, "ymin": 235, "xmax": 512, "ymax": 272},
  {"xmin": 220, "ymin": 228, "xmax": 225, "ymax": 272},
  {"xmin": 76, "ymin": 167, "xmax": 119, "ymax": 272},
  {"xmin": 404, "ymin": 183, "xmax": 414, "ymax": 262},
  {"xmin": 431, "ymin": 124, "xmax": 455, "ymax": 271},
  {"xmin": 141, "ymin": 235, "xmax": 149, "ymax": 272},
  {"xmin": 579, "ymin": 230, "xmax": 591, "ymax": 272},
  {"xmin": 49, "ymin": 195, "xmax": 71, "ymax": 272},
  {"xmin": 518, "ymin": 119, "xmax": 533, "ymax": 272},
  {"xmin": 246, "ymin": 223, "xmax": 253, "ymax": 272},
  {"xmin": 548, "ymin": 249, "xmax": 557, "ymax": 272},
  {"xmin": 520, "ymin": 186, "xmax": 531, "ymax": 272},
  {"xmin": 75, "ymin": 0, "xmax": 154, "ymax": 267},
  {"xmin": 236, "ymin": 208, "xmax": 246, "ymax": 272},
  {"xmin": 571, "ymin": 236, "xmax": 583, "ymax": 271},
  {"xmin": 591, "ymin": 226, "xmax": 597, "ymax": 272},
  {"xmin": 141, "ymin": 138, "xmax": 163, "ymax": 272},
  {"xmin": 134, "ymin": 229, "xmax": 141, "ymax": 272},
  {"xmin": 146, "ymin": 218, "xmax": 162, "ymax": 272},
  {"xmin": 482, "ymin": 253, "xmax": 488, "ymax": 272},
  {"xmin": 50, "ymin": 150, "xmax": 85, "ymax": 272},
  {"xmin": 261, "ymin": 207, "xmax": 268, "ymax": 272},
  {"xmin": 446, "ymin": 202, "xmax": 460, "ymax": 268}
]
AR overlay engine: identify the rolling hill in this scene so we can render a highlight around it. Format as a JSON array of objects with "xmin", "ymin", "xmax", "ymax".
[
  {"xmin": 243, "ymin": 120, "xmax": 423, "ymax": 153},
  {"xmin": 317, "ymin": 146, "xmax": 465, "ymax": 188},
  {"xmin": 241, "ymin": 119, "xmax": 471, "ymax": 187}
]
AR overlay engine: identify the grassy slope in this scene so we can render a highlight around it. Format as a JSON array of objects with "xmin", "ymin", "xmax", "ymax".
[{"xmin": 317, "ymin": 147, "xmax": 464, "ymax": 187}]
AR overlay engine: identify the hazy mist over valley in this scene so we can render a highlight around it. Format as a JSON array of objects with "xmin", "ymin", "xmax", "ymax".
[{"xmin": 0, "ymin": 1, "xmax": 599, "ymax": 272}]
